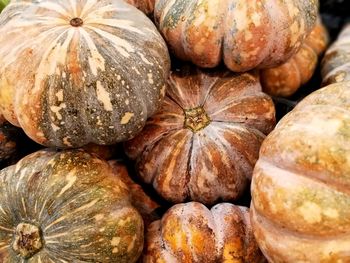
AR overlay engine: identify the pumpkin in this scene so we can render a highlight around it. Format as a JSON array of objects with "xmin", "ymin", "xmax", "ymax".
[
  {"xmin": 109, "ymin": 160, "xmax": 160, "ymax": 227},
  {"xmin": 125, "ymin": 0, "xmax": 155, "ymax": 15},
  {"xmin": 0, "ymin": 0, "xmax": 170, "ymax": 148},
  {"xmin": 143, "ymin": 202, "xmax": 266, "ymax": 263},
  {"xmin": 261, "ymin": 19, "xmax": 329, "ymax": 97},
  {"xmin": 125, "ymin": 66, "xmax": 276, "ymax": 205},
  {"xmin": 322, "ymin": 23, "xmax": 350, "ymax": 86},
  {"xmin": 0, "ymin": 149, "xmax": 144, "ymax": 262},
  {"xmin": 154, "ymin": 0, "xmax": 318, "ymax": 72},
  {"xmin": 0, "ymin": 114, "xmax": 18, "ymax": 162},
  {"xmin": 251, "ymin": 81, "xmax": 350, "ymax": 262}
]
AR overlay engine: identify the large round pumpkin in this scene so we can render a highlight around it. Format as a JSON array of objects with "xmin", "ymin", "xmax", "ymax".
[
  {"xmin": 0, "ymin": 149, "xmax": 144, "ymax": 262},
  {"xmin": 322, "ymin": 23, "xmax": 350, "ymax": 86},
  {"xmin": 143, "ymin": 202, "xmax": 266, "ymax": 263},
  {"xmin": 0, "ymin": 0, "xmax": 170, "ymax": 148},
  {"xmin": 125, "ymin": 66, "xmax": 275, "ymax": 205},
  {"xmin": 154, "ymin": 0, "xmax": 318, "ymax": 72},
  {"xmin": 251, "ymin": 81, "xmax": 350, "ymax": 262},
  {"xmin": 261, "ymin": 19, "xmax": 329, "ymax": 97}
]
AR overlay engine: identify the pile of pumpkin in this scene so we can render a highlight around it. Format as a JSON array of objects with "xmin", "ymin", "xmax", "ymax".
[{"xmin": 0, "ymin": 0, "xmax": 349, "ymax": 262}]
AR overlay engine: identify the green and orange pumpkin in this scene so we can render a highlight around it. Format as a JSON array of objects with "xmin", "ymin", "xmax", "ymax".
[
  {"xmin": 154, "ymin": 0, "xmax": 318, "ymax": 72},
  {"xmin": 0, "ymin": 0, "xmax": 170, "ymax": 148},
  {"xmin": 0, "ymin": 149, "xmax": 144, "ymax": 262},
  {"xmin": 125, "ymin": 66, "xmax": 275, "ymax": 205}
]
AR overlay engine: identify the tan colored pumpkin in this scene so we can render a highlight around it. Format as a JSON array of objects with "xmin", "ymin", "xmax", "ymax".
[
  {"xmin": 125, "ymin": 0, "xmax": 155, "ymax": 15},
  {"xmin": 322, "ymin": 23, "xmax": 350, "ymax": 86},
  {"xmin": 0, "ymin": 0, "xmax": 170, "ymax": 148},
  {"xmin": 125, "ymin": 66, "xmax": 275, "ymax": 205},
  {"xmin": 109, "ymin": 160, "xmax": 160, "ymax": 227},
  {"xmin": 143, "ymin": 202, "xmax": 266, "ymax": 263},
  {"xmin": 154, "ymin": 0, "xmax": 318, "ymax": 72},
  {"xmin": 251, "ymin": 81, "xmax": 350, "ymax": 262},
  {"xmin": 261, "ymin": 19, "xmax": 329, "ymax": 97},
  {"xmin": 0, "ymin": 149, "xmax": 144, "ymax": 262}
]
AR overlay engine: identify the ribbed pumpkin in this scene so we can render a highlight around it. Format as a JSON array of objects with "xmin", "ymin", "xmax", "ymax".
[
  {"xmin": 0, "ymin": 0, "xmax": 170, "ymax": 148},
  {"xmin": 154, "ymin": 0, "xmax": 318, "ymax": 72},
  {"xmin": 125, "ymin": 66, "xmax": 275, "ymax": 205},
  {"xmin": 251, "ymin": 81, "xmax": 350, "ymax": 262},
  {"xmin": 109, "ymin": 160, "xmax": 160, "ymax": 227},
  {"xmin": 125, "ymin": 0, "xmax": 155, "ymax": 15},
  {"xmin": 0, "ymin": 149, "xmax": 144, "ymax": 262},
  {"xmin": 261, "ymin": 19, "xmax": 329, "ymax": 97},
  {"xmin": 143, "ymin": 202, "xmax": 266, "ymax": 263},
  {"xmin": 322, "ymin": 23, "xmax": 350, "ymax": 86}
]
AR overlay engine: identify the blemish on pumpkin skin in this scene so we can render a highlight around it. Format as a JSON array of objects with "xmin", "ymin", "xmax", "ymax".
[
  {"xmin": 297, "ymin": 201, "xmax": 322, "ymax": 224},
  {"xmin": 120, "ymin": 112, "xmax": 134, "ymax": 125}
]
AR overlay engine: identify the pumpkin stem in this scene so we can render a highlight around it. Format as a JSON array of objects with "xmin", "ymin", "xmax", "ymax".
[
  {"xmin": 184, "ymin": 106, "xmax": 211, "ymax": 132},
  {"xmin": 12, "ymin": 223, "xmax": 43, "ymax": 259},
  {"xmin": 70, "ymin": 17, "xmax": 84, "ymax": 27}
]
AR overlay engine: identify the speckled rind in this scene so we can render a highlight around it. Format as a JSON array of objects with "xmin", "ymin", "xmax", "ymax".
[
  {"xmin": 125, "ymin": 66, "xmax": 276, "ymax": 205},
  {"xmin": 0, "ymin": 149, "xmax": 144, "ymax": 262},
  {"xmin": 109, "ymin": 160, "xmax": 160, "ymax": 227},
  {"xmin": 322, "ymin": 24, "xmax": 350, "ymax": 86},
  {"xmin": 0, "ymin": 0, "xmax": 170, "ymax": 148},
  {"xmin": 154, "ymin": 0, "xmax": 318, "ymax": 72},
  {"xmin": 125, "ymin": 0, "xmax": 155, "ymax": 15},
  {"xmin": 142, "ymin": 202, "xmax": 266, "ymax": 263},
  {"xmin": 251, "ymin": 81, "xmax": 350, "ymax": 262},
  {"xmin": 261, "ymin": 19, "xmax": 329, "ymax": 97}
]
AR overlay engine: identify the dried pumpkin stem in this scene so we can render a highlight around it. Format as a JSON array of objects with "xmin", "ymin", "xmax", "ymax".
[
  {"xmin": 70, "ymin": 17, "xmax": 84, "ymax": 27},
  {"xmin": 13, "ymin": 223, "xmax": 43, "ymax": 259},
  {"xmin": 184, "ymin": 106, "xmax": 211, "ymax": 132}
]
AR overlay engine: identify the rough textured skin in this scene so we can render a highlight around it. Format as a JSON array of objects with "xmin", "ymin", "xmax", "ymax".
[
  {"xmin": 154, "ymin": 0, "xmax": 318, "ymax": 72},
  {"xmin": 125, "ymin": 66, "xmax": 276, "ymax": 205},
  {"xmin": 0, "ymin": 0, "xmax": 170, "ymax": 148},
  {"xmin": 322, "ymin": 24, "xmax": 350, "ymax": 86},
  {"xmin": 125, "ymin": 0, "xmax": 155, "ymax": 15},
  {"xmin": 143, "ymin": 202, "xmax": 266, "ymax": 263},
  {"xmin": 261, "ymin": 19, "xmax": 329, "ymax": 97},
  {"xmin": 109, "ymin": 160, "xmax": 160, "ymax": 227},
  {"xmin": 0, "ymin": 150, "xmax": 144, "ymax": 262},
  {"xmin": 0, "ymin": 115, "xmax": 18, "ymax": 161},
  {"xmin": 251, "ymin": 81, "xmax": 350, "ymax": 262}
]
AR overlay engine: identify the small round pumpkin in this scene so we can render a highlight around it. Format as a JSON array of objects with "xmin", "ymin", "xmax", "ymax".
[
  {"xmin": 143, "ymin": 202, "xmax": 266, "ymax": 263},
  {"xmin": 261, "ymin": 19, "xmax": 329, "ymax": 97},
  {"xmin": 109, "ymin": 160, "xmax": 160, "ymax": 227},
  {"xmin": 125, "ymin": 0, "xmax": 155, "ymax": 15},
  {"xmin": 251, "ymin": 81, "xmax": 350, "ymax": 262},
  {"xmin": 125, "ymin": 66, "xmax": 275, "ymax": 205},
  {"xmin": 0, "ymin": 149, "xmax": 144, "ymax": 262},
  {"xmin": 0, "ymin": 0, "xmax": 170, "ymax": 148},
  {"xmin": 154, "ymin": 0, "xmax": 318, "ymax": 72},
  {"xmin": 322, "ymin": 23, "xmax": 350, "ymax": 86}
]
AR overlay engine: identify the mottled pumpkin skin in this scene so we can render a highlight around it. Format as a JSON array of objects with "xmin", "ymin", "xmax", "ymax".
[
  {"xmin": 109, "ymin": 160, "xmax": 160, "ymax": 227},
  {"xmin": 322, "ymin": 24, "xmax": 350, "ymax": 86},
  {"xmin": 0, "ymin": 0, "xmax": 170, "ymax": 148},
  {"xmin": 251, "ymin": 81, "xmax": 350, "ymax": 262},
  {"xmin": 125, "ymin": 0, "xmax": 155, "ymax": 15},
  {"xmin": 143, "ymin": 202, "xmax": 266, "ymax": 263},
  {"xmin": 125, "ymin": 67, "xmax": 276, "ymax": 205},
  {"xmin": 0, "ymin": 150, "xmax": 144, "ymax": 262},
  {"xmin": 154, "ymin": 0, "xmax": 318, "ymax": 72},
  {"xmin": 261, "ymin": 19, "xmax": 329, "ymax": 97}
]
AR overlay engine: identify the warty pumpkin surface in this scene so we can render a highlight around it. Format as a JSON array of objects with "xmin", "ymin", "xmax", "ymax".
[
  {"xmin": 143, "ymin": 202, "xmax": 266, "ymax": 263},
  {"xmin": 154, "ymin": 0, "xmax": 318, "ymax": 72},
  {"xmin": 109, "ymin": 160, "xmax": 160, "ymax": 227},
  {"xmin": 261, "ymin": 19, "xmax": 329, "ymax": 97},
  {"xmin": 0, "ymin": 149, "xmax": 144, "ymax": 262},
  {"xmin": 251, "ymin": 81, "xmax": 350, "ymax": 262},
  {"xmin": 125, "ymin": 0, "xmax": 155, "ymax": 15},
  {"xmin": 0, "ymin": 0, "xmax": 170, "ymax": 148},
  {"xmin": 322, "ymin": 23, "xmax": 350, "ymax": 86},
  {"xmin": 125, "ymin": 67, "xmax": 276, "ymax": 205}
]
